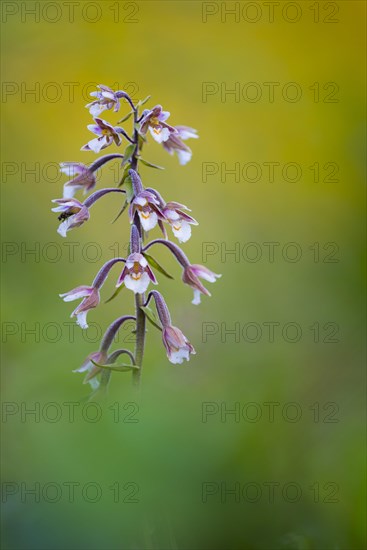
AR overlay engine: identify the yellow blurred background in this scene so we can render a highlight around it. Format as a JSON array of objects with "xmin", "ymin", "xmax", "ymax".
[{"xmin": 1, "ymin": 1, "xmax": 366, "ymax": 548}]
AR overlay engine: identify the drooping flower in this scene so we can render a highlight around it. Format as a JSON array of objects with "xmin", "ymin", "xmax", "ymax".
[
  {"xmin": 175, "ymin": 126, "xmax": 199, "ymax": 140},
  {"xmin": 59, "ymin": 285, "xmax": 100, "ymax": 329},
  {"xmin": 162, "ymin": 134, "xmax": 192, "ymax": 165},
  {"xmin": 162, "ymin": 325, "xmax": 196, "ymax": 364},
  {"xmin": 162, "ymin": 125, "xmax": 198, "ymax": 165},
  {"xmin": 139, "ymin": 105, "xmax": 176, "ymax": 143},
  {"xmin": 59, "ymin": 258, "xmax": 125, "ymax": 328},
  {"xmin": 60, "ymin": 162, "xmax": 96, "ymax": 199},
  {"xmin": 129, "ymin": 190, "xmax": 165, "ymax": 232},
  {"xmin": 116, "ymin": 253, "xmax": 157, "ymax": 294},
  {"xmin": 81, "ymin": 118, "xmax": 122, "ymax": 153},
  {"xmin": 53, "ymin": 189, "xmax": 125, "ymax": 238},
  {"xmin": 51, "ymin": 198, "xmax": 90, "ymax": 237},
  {"xmin": 144, "ymin": 290, "xmax": 196, "ymax": 365},
  {"xmin": 162, "ymin": 201, "xmax": 198, "ymax": 243},
  {"xmin": 73, "ymin": 350, "xmax": 107, "ymax": 386},
  {"xmin": 60, "ymin": 155, "xmax": 125, "ymax": 199},
  {"xmin": 182, "ymin": 264, "xmax": 221, "ymax": 305},
  {"xmin": 86, "ymin": 85, "xmax": 121, "ymax": 117}
]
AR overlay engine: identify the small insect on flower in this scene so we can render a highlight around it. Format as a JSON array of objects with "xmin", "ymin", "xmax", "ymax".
[
  {"xmin": 51, "ymin": 198, "xmax": 90, "ymax": 237},
  {"xmin": 117, "ymin": 253, "xmax": 157, "ymax": 294}
]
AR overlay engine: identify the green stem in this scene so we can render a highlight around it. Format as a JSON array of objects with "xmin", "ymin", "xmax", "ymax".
[
  {"xmin": 133, "ymin": 292, "xmax": 146, "ymax": 387},
  {"xmin": 129, "ymin": 99, "xmax": 145, "ymax": 388},
  {"xmin": 95, "ymin": 369, "xmax": 111, "ymax": 399}
]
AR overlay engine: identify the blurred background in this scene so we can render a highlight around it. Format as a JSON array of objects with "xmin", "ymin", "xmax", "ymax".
[{"xmin": 1, "ymin": 1, "xmax": 366, "ymax": 548}]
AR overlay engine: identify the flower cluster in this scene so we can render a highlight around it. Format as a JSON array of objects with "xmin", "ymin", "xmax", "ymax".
[{"xmin": 53, "ymin": 84, "xmax": 221, "ymax": 391}]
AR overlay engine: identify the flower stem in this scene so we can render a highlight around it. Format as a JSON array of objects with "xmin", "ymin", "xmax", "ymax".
[
  {"xmin": 128, "ymin": 95, "xmax": 146, "ymax": 388},
  {"xmin": 133, "ymin": 292, "xmax": 146, "ymax": 387}
]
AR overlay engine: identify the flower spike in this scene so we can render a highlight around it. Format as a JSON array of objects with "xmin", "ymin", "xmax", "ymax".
[{"xmin": 53, "ymin": 85, "xmax": 221, "ymax": 390}]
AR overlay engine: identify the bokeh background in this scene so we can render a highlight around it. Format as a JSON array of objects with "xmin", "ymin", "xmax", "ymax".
[{"xmin": 1, "ymin": 1, "xmax": 366, "ymax": 549}]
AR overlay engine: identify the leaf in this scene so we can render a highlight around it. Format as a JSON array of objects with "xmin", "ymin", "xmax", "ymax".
[
  {"xmin": 122, "ymin": 144, "xmax": 135, "ymax": 166},
  {"xmin": 105, "ymin": 283, "xmax": 124, "ymax": 304},
  {"xmin": 138, "ymin": 131, "xmax": 147, "ymax": 144},
  {"xmin": 91, "ymin": 360, "xmax": 140, "ymax": 373},
  {"xmin": 124, "ymin": 175, "xmax": 134, "ymax": 202},
  {"xmin": 136, "ymin": 95, "xmax": 151, "ymax": 108},
  {"xmin": 111, "ymin": 199, "xmax": 128, "ymax": 223},
  {"xmin": 140, "ymin": 306, "xmax": 162, "ymax": 331},
  {"xmin": 117, "ymin": 111, "xmax": 133, "ymax": 124},
  {"xmin": 139, "ymin": 158, "xmax": 165, "ymax": 170},
  {"xmin": 143, "ymin": 252, "xmax": 174, "ymax": 280},
  {"xmin": 118, "ymin": 163, "xmax": 131, "ymax": 188}
]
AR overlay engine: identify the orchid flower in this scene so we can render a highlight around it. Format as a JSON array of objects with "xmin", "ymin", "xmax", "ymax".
[
  {"xmin": 162, "ymin": 201, "xmax": 198, "ymax": 243},
  {"xmin": 60, "ymin": 154, "xmax": 124, "ymax": 198},
  {"xmin": 73, "ymin": 350, "xmax": 108, "ymax": 387},
  {"xmin": 51, "ymin": 198, "xmax": 90, "ymax": 237},
  {"xmin": 145, "ymin": 291, "xmax": 195, "ymax": 364},
  {"xmin": 162, "ymin": 126, "xmax": 198, "ymax": 165},
  {"xmin": 182, "ymin": 264, "xmax": 222, "ymax": 305},
  {"xmin": 117, "ymin": 253, "xmax": 157, "ymax": 294},
  {"xmin": 129, "ymin": 190, "xmax": 165, "ymax": 232},
  {"xmin": 59, "ymin": 258, "xmax": 125, "ymax": 328},
  {"xmin": 162, "ymin": 325, "xmax": 196, "ymax": 364},
  {"xmin": 60, "ymin": 163, "xmax": 96, "ymax": 199},
  {"xmin": 139, "ymin": 105, "xmax": 176, "ymax": 143},
  {"xmin": 86, "ymin": 85, "xmax": 122, "ymax": 117},
  {"xmin": 59, "ymin": 286, "xmax": 99, "ymax": 329},
  {"xmin": 52, "ymin": 188, "xmax": 125, "ymax": 237},
  {"xmin": 81, "ymin": 118, "xmax": 122, "ymax": 153}
]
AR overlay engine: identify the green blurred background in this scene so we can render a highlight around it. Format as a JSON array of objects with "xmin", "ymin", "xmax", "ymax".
[{"xmin": 1, "ymin": 1, "xmax": 366, "ymax": 548}]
